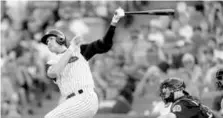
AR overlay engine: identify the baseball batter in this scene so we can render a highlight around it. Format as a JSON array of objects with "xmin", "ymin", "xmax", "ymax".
[{"xmin": 41, "ymin": 8, "xmax": 125, "ymax": 118}]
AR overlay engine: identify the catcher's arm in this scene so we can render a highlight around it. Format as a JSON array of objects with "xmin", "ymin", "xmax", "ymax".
[{"xmin": 157, "ymin": 113, "xmax": 176, "ymax": 118}]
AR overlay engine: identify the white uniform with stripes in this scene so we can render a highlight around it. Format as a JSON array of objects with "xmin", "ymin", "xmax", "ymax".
[{"xmin": 45, "ymin": 49, "xmax": 98, "ymax": 118}]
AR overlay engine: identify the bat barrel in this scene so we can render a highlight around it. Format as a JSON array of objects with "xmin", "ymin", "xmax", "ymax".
[{"xmin": 125, "ymin": 9, "xmax": 175, "ymax": 16}]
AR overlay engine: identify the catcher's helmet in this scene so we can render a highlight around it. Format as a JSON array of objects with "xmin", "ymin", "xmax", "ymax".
[
  {"xmin": 216, "ymin": 68, "xmax": 223, "ymax": 80},
  {"xmin": 41, "ymin": 29, "xmax": 67, "ymax": 47},
  {"xmin": 216, "ymin": 68, "xmax": 223, "ymax": 90},
  {"xmin": 159, "ymin": 77, "xmax": 186, "ymax": 92},
  {"xmin": 159, "ymin": 77, "xmax": 188, "ymax": 104}
]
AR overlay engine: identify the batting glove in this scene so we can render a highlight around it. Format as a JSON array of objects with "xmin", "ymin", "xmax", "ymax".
[{"xmin": 112, "ymin": 7, "xmax": 125, "ymax": 24}]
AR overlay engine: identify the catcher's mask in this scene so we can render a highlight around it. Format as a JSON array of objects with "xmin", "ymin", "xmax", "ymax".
[
  {"xmin": 41, "ymin": 29, "xmax": 68, "ymax": 47},
  {"xmin": 159, "ymin": 78, "xmax": 188, "ymax": 105},
  {"xmin": 216, "ymin": 68, "xmax": 223, "ymax": 90}
]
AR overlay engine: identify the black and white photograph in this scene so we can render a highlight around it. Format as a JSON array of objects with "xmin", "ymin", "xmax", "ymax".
[{"xmin": 1, "ymin": 0, "xmax": 223, "ymax": 118}]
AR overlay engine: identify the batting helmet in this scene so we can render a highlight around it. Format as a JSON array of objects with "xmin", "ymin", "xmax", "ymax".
[{"xmin": 41, "ymin": 29, "xmax": 67, "ymax": 47}]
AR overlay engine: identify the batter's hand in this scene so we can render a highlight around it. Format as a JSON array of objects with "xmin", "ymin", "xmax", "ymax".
[{"xmin": 111, "ymin": 7, "xmax": 125, "ymax": 24}]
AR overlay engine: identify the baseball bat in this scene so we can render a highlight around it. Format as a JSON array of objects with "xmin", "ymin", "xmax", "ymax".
[{"xmin": 125, "ymin": 9, "xmax": 175, "ymax": 16}]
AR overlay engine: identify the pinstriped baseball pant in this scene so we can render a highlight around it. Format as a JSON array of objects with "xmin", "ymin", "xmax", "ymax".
[{"xmin": 45, "ymin": 90, "xmax": 98, "ymax": 118}]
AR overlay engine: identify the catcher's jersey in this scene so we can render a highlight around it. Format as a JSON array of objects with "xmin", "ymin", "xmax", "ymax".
[
  {"xmin": 170, "ymin": 96, "xmax": 214, "ymax": 118},
  {"xmin": 47, "ymin": 49, "xmax": 95, "ymax": 97}
]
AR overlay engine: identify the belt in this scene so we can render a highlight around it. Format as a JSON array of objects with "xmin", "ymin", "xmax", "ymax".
[{"xmin": 66, "ymin": 89, "xmax": 83, "ymax": 99}]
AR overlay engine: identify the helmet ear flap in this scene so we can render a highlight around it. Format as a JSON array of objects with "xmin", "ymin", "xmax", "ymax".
[{"xmin": 56, "ymin": 35, "xmax": 66, "ymax": 45}]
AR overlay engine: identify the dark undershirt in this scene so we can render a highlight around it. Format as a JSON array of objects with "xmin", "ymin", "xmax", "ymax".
[{"xmin": 80, "ymin": 25, "xmax": 116, "ymax": 60}]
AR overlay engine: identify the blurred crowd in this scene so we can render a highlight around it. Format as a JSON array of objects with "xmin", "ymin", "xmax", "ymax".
[
  {"xmin": 92, "ymin": 1, "xmax": 223, "ymax": 116},
  {"xmin": 1, "ymin": 1, "xmax": 223, "ymax": 117}
]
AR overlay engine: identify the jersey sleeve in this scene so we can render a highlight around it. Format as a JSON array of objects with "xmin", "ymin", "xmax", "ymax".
[
  {"xmin": 46, "ymin": 59, "xmax": 59, "ymax": 80},
  {"xmin": 171, "ymin": 100, "xmax": 200, "ymax": 118},
  {"xmin": 47, "ymin": 59, "xmax": 58, "ymax": 66},
  {"xmin": 71, "ymin": 47, "xmax": 81, "ymax": 58}
]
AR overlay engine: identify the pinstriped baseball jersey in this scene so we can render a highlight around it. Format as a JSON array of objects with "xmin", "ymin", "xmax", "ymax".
[
  {"xmin": 45, "ymin": 89, "xmax": 98, "ymax": 118},
  {"xmin": 47, "ymin": 48, "xmax": 95, "ymax": 98},
  {"xmin": 45, "ymin": 48, "xmax": 98, "ymax": 118},
  {"xmin": 44, "ymin": 25, "xmax": 117, "ymax": 118}
]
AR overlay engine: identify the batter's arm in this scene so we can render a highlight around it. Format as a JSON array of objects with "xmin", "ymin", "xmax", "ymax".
[
  {"xmin": 47, "ymin": 49, "xmax": 73, "ymax": 78},
  {"xmin": 80, "ymin": 8, "xmax": 125, "ymax": 61},
  {"xmin": 80, "ymin": 25, "xmax": 116, "ymax": 60}
]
